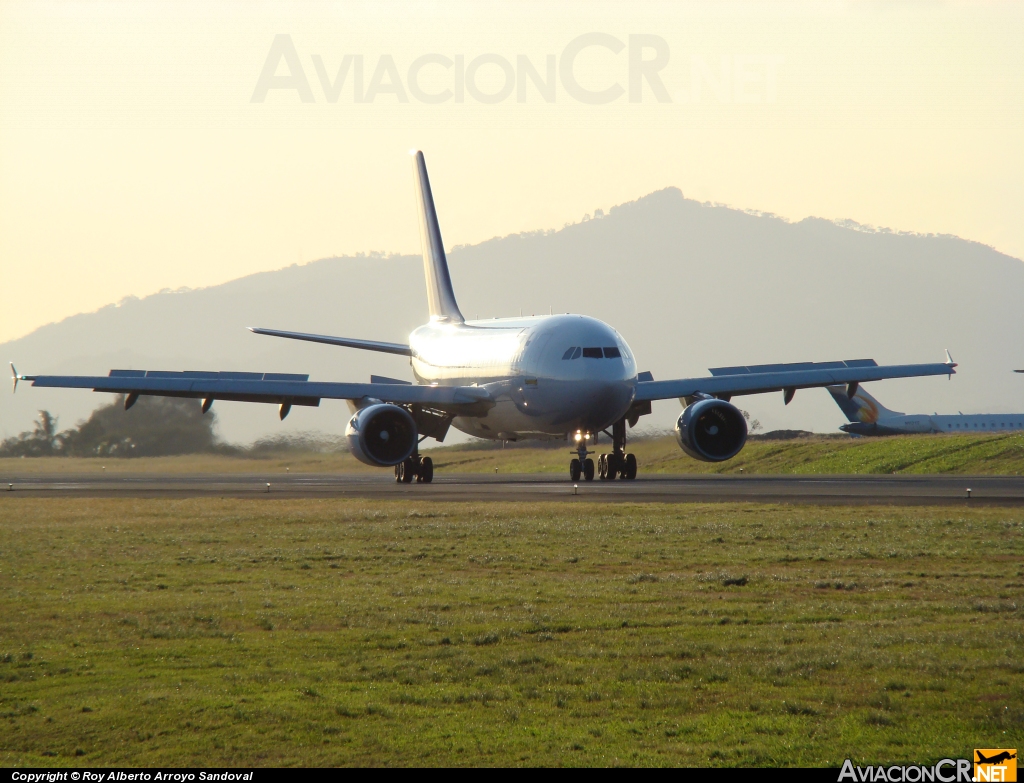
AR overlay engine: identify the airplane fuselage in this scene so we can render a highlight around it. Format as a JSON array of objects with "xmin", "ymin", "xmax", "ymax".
[
  {"xmin": 841, "ymin": 413, "xmax": 1024, "ymax": 436},
  {"xmin": 409, "ymin": 314, "xmax": 638, "ymax": 440}
]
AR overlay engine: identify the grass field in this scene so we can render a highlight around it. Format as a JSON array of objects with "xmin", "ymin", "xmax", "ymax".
[
  {"xmin": 0, "ymin": 498, "xmax": 1021, "ymax": 766},
  {"xmin": 6, "ymin": 432, "xmax": 1024, "ymax": 477}
]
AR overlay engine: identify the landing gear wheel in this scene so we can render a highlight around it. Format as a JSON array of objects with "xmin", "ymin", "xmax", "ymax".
[
  {"xmin": 399, "ymin": 457, "xmax": 415, "ymax": 483},
  {"xmin": 608, "ymin": 453, "xmax": 622, "ymax": 480},
  {"xmin": 583, "ymin": 458, "xmax": 595, "ymax": 482},
  {"xmin": 598, "ymin": 454, "xmax": 608, "ymax": 480},
  {"xmin": 623, "ymin": 453, "xmax": 637, "ymax": 480},
  {"xmin": 570, "ymin": 458, "xmax": 582, "ymax": 482},
  {"xmin": 420, "ymin": 456, "xmax": 433, "ymax": 484}
]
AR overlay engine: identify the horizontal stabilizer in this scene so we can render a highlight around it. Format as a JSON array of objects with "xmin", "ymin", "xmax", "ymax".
[{"xmin": 249, "ymin": 327, "xmax": 412, "ymax": 357}]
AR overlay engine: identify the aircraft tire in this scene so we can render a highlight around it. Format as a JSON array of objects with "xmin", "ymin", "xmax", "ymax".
[
  {"xmin": 570, "ymin": 458, "xmax": 582, "ymax": 482},
  {"xmin": 598, "ymin": 454, "xmax": 607, "ymax": 479},
  {"xmin": 420, "ymin": 456, "xmax": 433, "ymax": 483},
  {"xmin": 584, "ymin": 458, "xmax": 595, "ymax": 481},
  {"xmin": 399, "ymin": 458, "xmax": 415, "ymax": 483},
  {"xmin": 624, "ymin": 453, "xmax": 637, "ymax": 480},
  {"xmin": 607, "ymin": 453, "xmax": 620, "ymax": 480}
]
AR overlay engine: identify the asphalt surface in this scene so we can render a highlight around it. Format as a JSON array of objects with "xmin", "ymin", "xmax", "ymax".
[{"xmin": 2, "ymin": 471, "xmax": 1023, "ymax": 505}]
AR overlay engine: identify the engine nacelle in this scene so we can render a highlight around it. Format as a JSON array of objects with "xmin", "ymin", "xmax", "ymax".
[
  {"xmin": 345, "ymin": 403, "xmax": 417, "ymax": 467},
  {"xmin": 675, "ymin": 398, "xmax": 748, "ymax": 462}
]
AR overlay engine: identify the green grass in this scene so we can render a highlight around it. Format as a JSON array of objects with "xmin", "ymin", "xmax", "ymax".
[
  {"xmin": 6, "ymin": 432, "xmax": 1024, "ymax": 476},
  {"xmin": 0, "ymin": 498, "xmax": 1021, "ymax": 766},
  {"xmin": 624, "ymin": 432, "xmax": 1024, "ymax": 475}
]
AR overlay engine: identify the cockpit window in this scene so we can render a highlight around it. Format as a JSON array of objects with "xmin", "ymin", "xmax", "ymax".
[{"xmin": 566, "ymin": 346, "xmax": 620, "ymax": 359}]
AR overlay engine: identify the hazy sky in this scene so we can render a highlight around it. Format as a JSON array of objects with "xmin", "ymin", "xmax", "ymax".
[{"xmin": 1, "ymin": 1, "xmax": 1021, "ymax": 345}]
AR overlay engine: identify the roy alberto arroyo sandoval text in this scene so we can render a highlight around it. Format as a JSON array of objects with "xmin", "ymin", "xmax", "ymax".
[
  {"xmin": 839, "ymin": 759, "xmax": 973, "ymax": 783},
  {"xmin": 11, "ymin": 774, "xmax": 254, "ymax": 782}
]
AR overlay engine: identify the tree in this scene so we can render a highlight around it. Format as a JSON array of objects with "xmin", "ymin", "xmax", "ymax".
[
  {"xmin": 60, "ymin": 395, "xmax": 220, "ymax": 457},
  {"xmin": 0, "ymin": 397, "xmax": 222, "ymax": 458},
  {"xmin": 0, "ymin": 410, "xmax": 62, "ymax": 456},
  {"xmin": 740, "ymin": 409, "xmax": 763, "ymax": 434}
]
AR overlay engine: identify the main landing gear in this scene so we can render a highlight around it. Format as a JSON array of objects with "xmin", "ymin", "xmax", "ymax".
[
  {"xmin": 395, "ymin": 453, "xmax": 434, "ymax": 483},
  {"xmin": 598, "ymin": 418, "xmax": 637, "ymax": 480}
]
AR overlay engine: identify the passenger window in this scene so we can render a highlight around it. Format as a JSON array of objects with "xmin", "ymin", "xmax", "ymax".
[
  {"xmin": 603, "ymin": 347, "xmax": 621, "ymax": 358},
  {"xmin": 562, "ymin": 347, "xmax": 576, "ymax": 360},
  {"xmin": 582, "ymin": 347, "xmax": 603, "ymax": 358}
]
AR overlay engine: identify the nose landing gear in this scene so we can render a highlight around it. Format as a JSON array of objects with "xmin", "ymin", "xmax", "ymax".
[
  {"xmin": 597, "ymin": 418, "xmax": 637, "ymax": 480},
  {"xmin": 569, "ymin": 431, "xmax": 595, "ymax": 481}
]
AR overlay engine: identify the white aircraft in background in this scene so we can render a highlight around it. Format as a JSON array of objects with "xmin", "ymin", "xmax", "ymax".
[
  {"xmin": 12, "ymin": 152, "xmax": 957, "ymax": 484},
  {"xmin": 827, "ymin": 382, "xmax": 1024, "ymax": 436}
]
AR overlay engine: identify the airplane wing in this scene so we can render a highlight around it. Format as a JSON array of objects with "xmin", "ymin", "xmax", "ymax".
[
  {"xmin": 633, "ymin": 358, "xmax": 955, "ymax": 403},
  {"xmin": 248, "ymin": 327, "xmax": 412, "ymax": 356},
  {"xmin": 16, "ymin": 369, "xmax": 493, "ymax": 415}
]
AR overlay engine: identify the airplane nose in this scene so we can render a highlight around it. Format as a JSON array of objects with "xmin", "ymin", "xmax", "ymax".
[{"xmin": 582, "ymin": 380, "xmax": 632, "ymax": 429}]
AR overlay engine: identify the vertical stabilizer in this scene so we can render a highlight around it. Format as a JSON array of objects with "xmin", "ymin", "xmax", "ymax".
[
  {"xmin": 826, "ymin": 385, "xmax": 902, "ymax": 424},
  {"xmin": 412, "ymin": 151, "xmax": 464, "ymax": 323}
]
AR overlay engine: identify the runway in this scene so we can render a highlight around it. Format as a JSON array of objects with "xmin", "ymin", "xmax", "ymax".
[{"xmin": 2, "ymin": 471, "xmax": 1023, "ymax": 505}]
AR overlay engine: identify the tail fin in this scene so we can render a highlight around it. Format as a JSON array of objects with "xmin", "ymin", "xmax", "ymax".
[
  {"xmin": 826, "ymin": 384, "xmax": 902, "ymax": 424},
  {"xmin": 412, "ymin": 151, "xmax": 464, "ymax": 323}
]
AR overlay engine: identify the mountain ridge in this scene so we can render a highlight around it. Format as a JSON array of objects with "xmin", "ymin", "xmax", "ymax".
[{"xmin": 4, "ymin": 187, "xmax": 1022, "ymax": 444}]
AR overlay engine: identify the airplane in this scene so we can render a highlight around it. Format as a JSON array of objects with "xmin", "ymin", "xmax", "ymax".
[
  {"xmin": 827, "ymin": 381, "xmax": 1024, "ymax": 436},
  {"xmin": 10, "ymin": 151, "xmax": 957, "ymax": 484},
  {"xmin": 975, "ymin": 751, "xmax": 1016, "ymax": 765}
]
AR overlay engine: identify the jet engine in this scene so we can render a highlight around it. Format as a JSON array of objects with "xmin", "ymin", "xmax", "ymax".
[
  {"xmin": 345, "ymin": 404, "xmax": 417, "ymax": 467},
  {"xmin": 675, "ymin": 398, "xmax": 748, "ymax": 462}
]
